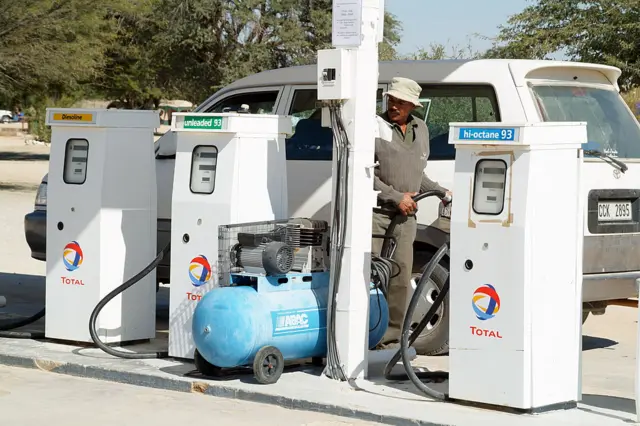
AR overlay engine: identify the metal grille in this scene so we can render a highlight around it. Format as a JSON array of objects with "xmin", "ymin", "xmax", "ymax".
[
  {"xmin": 217, "ymin": 218, "xmax": 330, "ymax": 285},
  {"xmin": 217, "ymin": 219, "xmax": 290, "ymax": 286}
]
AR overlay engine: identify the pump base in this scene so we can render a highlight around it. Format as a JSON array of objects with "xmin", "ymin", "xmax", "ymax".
[{"xmin": 446, "ymin": 397, "xmax": 578, "ymax": 415}]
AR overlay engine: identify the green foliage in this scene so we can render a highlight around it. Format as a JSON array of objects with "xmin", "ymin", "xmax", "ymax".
[
  {"xmin": 27, "ymin": 94, "xmax": 84, "ymax": 143},
  {"xmin": 485, "ymin": 0, "xmax": 640, "ymax": 90},
  {"xmin": 0, "ymin": 0, "xmax": 129, "ymax": 104},
  {"xmin": 403, "ymin": 39, "xmax": 482, "ymax": 60},
  {"xmin": 95, "ymin": 0, "xmax": 164, "ymax": 109},
  {"xmin": 0, "ymin": 1, "xmax": 401, "ymax": 113}
]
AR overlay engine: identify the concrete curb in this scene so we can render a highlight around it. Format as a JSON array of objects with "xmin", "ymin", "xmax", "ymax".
[{"xmin": 0, "ymin": 352, "xmax": 449, "ymax": 426}]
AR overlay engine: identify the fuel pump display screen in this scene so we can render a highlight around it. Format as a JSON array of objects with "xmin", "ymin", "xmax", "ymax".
[
  {"xmin": 190, "ymin": 145, "xmax": 218, "ymax": 194},
  {"xmin": 472, "ymin": 159, "xmax": 507, "ymax": 215},
  {"xmin": 63, "ymin": 139, "xmax": 89, "ymax": 184}
]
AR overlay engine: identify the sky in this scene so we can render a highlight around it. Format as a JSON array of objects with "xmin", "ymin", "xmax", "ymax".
[{"xmin": 386, "ymin": 0, "xmax": 531, "ymax": 56}]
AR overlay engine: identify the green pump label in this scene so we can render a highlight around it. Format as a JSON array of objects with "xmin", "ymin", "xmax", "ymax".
[{"xmin": 183, "ymin": 116, "xmax": 223, "ymax": 130}]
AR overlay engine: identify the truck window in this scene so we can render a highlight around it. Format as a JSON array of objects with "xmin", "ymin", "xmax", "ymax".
[
  {"xmin": 206, "ymin": 91, "xmax": 279, "ymax": 114},
  {"xmin": 286, "ymin": 88, "xmax": 384, "ymax": 161},
  {"xmin": 419, "ymin": 85, "xmax": 500, "ymax": 161},
  {"xmin": 530, "ymin": 84, "xmax": 640, "ymax": 159}
]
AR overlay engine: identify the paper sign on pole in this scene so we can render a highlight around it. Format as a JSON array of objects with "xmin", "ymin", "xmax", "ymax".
[{"xmin": 332, "ymin": 0, "xmax": 363, "ymax": 47}]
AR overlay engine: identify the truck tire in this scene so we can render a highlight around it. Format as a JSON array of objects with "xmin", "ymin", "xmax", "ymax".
[
  {"xmin": 410, "ymin": 251, "xmax": 450, "ymax": 356},
  {"xmin": 0, "ymin": 115, "xmax": 10, "ymax": 124}
]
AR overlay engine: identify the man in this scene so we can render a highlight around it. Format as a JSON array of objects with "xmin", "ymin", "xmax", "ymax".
[{"xmin": 372, "ymin": 77, "xmax": 451, "ymax": 348}]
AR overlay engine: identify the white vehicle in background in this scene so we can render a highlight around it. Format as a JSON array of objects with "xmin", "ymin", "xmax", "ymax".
[
  {"xmin": 25, "ymin": 59, "xmax": 640, "ymax": 355},
  {"xmin": 0, "ymin": 109, "xmax": 13, "ymax": 123}
]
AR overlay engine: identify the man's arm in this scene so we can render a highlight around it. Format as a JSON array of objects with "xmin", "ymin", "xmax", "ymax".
[
  {"xmin": 420, "ymin": 172, "xmax": 448, "ymax": 194},
  {"xmin": 374, "ymin": 175, "xmax": 405, "ymax": 204}
]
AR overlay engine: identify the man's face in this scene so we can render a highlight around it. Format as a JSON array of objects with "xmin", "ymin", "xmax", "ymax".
[{"xmin": 387, "ymin": 95, "xmax": 415, "ymax": 124}]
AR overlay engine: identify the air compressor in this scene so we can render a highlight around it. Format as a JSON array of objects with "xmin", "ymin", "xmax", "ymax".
[{"xmin": 191, "ymin": 217, "xmax": 389, "ymax": 384}]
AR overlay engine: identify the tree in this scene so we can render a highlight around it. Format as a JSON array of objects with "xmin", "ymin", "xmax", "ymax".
[
  {"xmin": 149, "ymin": 1, "xmax": 404, "ymax": 103},
  {"xmin": 95, "ymin": 0, "xmax": 164, "ymax": 109},
  {"xmin": 0, "ymin": 0, "xmax": 127, "ymax": 104},
  {"xmin": 484, "ymin": 0, "xmax": 640, "ymax": 90},
  {"xmin": 404, "ymin": 39, "xmax": 482, "ymax": 60}
]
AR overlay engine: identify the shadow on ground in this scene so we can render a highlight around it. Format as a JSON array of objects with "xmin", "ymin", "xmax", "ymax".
[
  {"xmin": 0, "ymin": 152, "xmax": 49, "ymax": 161},
  {"xmin": 0, "ymin": 182, "xmax": 39, "ymax": 192},
  {"xmin": 0, "ymin": 273, "xmax": 45, "ymax": 334},
  {"xmin": 583, "ymin": 335, "xmax": 618, "ymax": 351}
]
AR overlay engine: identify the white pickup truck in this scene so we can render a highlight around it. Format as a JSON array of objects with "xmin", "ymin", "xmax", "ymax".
[{"xmin": 25, "ymin": 59, "xmax": 640, "ymax": 355}]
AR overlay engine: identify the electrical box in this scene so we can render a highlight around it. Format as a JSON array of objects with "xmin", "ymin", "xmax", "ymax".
[
  {"xmin": 44, "ymin": 108, "xmax": 159, "ymax": 344},
  {"xmin": 447, "ymin": 122, "xmax": 586, "ymax": 412},
  {"xmin": 317, "ymin": 48, "xmax": 353, "ymax": 101},
  {"xmin": 168, "ymin": 112, "xmax": 292, "ymax": 359}
]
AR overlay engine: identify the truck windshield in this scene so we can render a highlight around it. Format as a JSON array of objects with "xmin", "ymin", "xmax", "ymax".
[{"xmin": 530, "ymin": 84, "xmax": 640, "ymax": 159}]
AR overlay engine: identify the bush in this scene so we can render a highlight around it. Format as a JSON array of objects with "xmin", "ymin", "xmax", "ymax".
[{"xmin": 26, "ymin": 96, "xmax": 81, "ymax": 143}]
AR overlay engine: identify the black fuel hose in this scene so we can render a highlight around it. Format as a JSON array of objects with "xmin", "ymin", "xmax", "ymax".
[
  {"xmin": 88, "ymin": 243, "xmax": 171, "ymax": 359},
  {"xmin": 380, "ymin": 190, "xmax": 452, "ymax": 400},
  {"xmin": 0, "ymin": 307, "xmax": 45, "ymax": 339}
]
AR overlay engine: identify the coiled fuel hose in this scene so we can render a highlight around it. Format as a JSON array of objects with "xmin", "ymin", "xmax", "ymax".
[
  {"xmin": 88, "ymin": 243, "xmax": 171, "ymax": 359},
  {"xmin": 381, "ymin": 190, "xmax": 452, "ymax": 401}
]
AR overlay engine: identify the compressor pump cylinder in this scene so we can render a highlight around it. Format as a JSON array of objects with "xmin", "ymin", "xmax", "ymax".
[{"xmin": 192, "ymin": 271, "xmax": 388, "ymax": 369}]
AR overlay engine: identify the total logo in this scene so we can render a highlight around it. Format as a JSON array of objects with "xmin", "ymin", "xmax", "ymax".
[
  {"xmin": 63, "ymin": 241, "xmax": 84, "ymax": 272},
  {"xmin": 188, "ymin": 255, "xmax": 213, "ymax": 287},
  {"xmin": 471, "ymin": 284, "xmax": 502, "ymax": 339},
  {"xmin": 472, "ymin": 284, "xmax": 500, "ymax": 320}
]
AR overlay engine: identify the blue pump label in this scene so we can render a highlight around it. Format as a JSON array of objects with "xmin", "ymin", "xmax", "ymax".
[
  {"xmin": 457, "ymin": 127, "xmax": 517, "ymax": 142},
  {"xmin": 271, "ymin": 308, "xmax": 326, "ymax": 337}
]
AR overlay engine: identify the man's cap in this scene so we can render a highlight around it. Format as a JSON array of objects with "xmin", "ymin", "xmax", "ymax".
[{"xmin": 383, "ymin": 77, "xmax": 422, "ymax": 107}]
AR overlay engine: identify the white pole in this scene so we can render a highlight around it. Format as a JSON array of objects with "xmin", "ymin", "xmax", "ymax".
[
  {"xmin": 329, "ymin": 0, "xmax": 384, "ymax": 381},
  {"xmin": 636, "ymin": 279, "xmax": 640, "ymax": 423}
]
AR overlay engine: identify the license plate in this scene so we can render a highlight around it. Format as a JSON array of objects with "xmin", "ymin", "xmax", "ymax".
[{"xmin": 598, "ymin": 200, "xmax": 632, "ymax": 222}]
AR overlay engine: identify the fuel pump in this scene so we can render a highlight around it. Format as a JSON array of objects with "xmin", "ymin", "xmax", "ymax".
[
  {"xmin": 44, "ymin": 108, "xmax": 159, "ymax": 344},
  {"xmin": 390, "ymin": 122, "xmax": 587, "ymax": 413}
]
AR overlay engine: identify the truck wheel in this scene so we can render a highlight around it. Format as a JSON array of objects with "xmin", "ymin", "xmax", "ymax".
[
  {"xmin": 0, "ymin": 115, "xmax": 10, "ymax": 124},
  {"xmin": 410, "ymin": 255, "xmax": 450, "ymax": 356},
  {"xmin": 582, "ymin": 311, "xmax": 589, "ymax": 324}
]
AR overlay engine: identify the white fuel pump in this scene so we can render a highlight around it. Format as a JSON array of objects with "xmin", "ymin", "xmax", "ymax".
[
  {"xmin": 44, "ymin": 108, "xmax": 159, "ymax": 344},
  {"xmin": 447, "ymin": 122, "xmax": 586, "ymax": 412},
  {"xmin": 168, "ymin": 112, "xmax": 292, "ymax": 359}
]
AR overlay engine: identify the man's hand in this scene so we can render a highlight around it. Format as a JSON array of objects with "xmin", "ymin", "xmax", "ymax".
[{"xmin": 398, "ymin": 192, "xmax": 418, "ymax": 216}]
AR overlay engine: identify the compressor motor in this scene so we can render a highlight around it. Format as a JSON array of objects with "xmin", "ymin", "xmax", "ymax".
[{"xmin": 221, "ymin": 218, "xmax": 330, "ymax": 283}]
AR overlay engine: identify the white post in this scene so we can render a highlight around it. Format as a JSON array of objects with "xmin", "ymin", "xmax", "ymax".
[
  {"xmin": 636, "ymin": 279, "xmax": 640, "ymax": 423},
  {"xmin": 329, "ymin": 0, "xmax": 384, "ymax": 380}
]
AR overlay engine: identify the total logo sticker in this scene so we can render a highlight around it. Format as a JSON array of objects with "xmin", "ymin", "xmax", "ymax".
[
  {"xmin": 471, "ymin": 284, "xmax": 503, "ymax": 339},
  {"xmin": 188, "ymin": 255, "xmax": 213, "ymax": 287},
  {"xmin": 472, "ymin": 284, "xmax": 500, "ymax": 321},
  {"xmin": 63, "ymin": 241, "xmax": 84, "ymax": 272}
]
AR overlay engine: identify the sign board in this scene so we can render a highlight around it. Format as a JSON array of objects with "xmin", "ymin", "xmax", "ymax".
[
  {"xmin": 182, "ymin": 116, "xmax": 224, "ymax": 130},
  {"xmin": 332, "ymin": 0, "xmax": 362, "ymax": 47},
  {"xmin": 457, "ymin": 127, "xmax": 517, "ymax": 142},
  {"xmin": 51, "ymin": 112, "xmax": 95, "ymax": 124}
]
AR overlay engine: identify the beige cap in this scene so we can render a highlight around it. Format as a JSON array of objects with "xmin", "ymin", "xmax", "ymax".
[{"xmin": 383, "ymin": 77, "xmax": 422, "ymax": 107}]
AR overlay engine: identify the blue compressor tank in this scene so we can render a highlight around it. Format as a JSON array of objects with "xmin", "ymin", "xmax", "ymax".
[{"xmin": 192, "ymin": 271, "xmax": 389, "ymax": 369}]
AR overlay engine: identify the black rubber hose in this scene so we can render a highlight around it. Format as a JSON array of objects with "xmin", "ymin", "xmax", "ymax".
[
  {"xmin": 380, "ymin": 190, "xmax": 447, "ymax": 257},
  {"xmin": 88, "ymin": 243, "xmax": 171, "ymax": 359},
  {"xmin": 384, "ymin": 242, "xmax": 451, "ymax": 400},
  {"xmin": 0, "ymin": 307, "xmax": 45, "ymax": 339}
]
